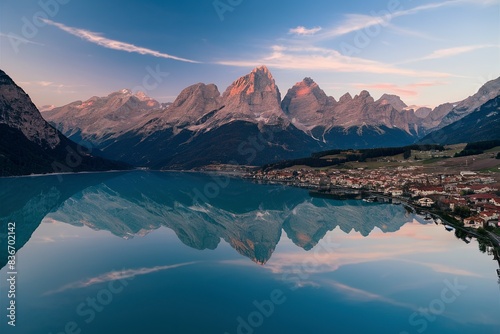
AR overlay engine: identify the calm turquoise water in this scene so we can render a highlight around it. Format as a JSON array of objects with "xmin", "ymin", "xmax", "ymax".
[{"xmin": 0, "ymin": 171, "xmax": 499, "ymax": 334}]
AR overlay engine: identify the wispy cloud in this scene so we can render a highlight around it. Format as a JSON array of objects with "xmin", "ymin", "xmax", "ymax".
[
  {"xmin": 218, "ymin": 1, "xmax": 486, "ymax": 76},
  {"xmin": 321, "ymin": 14, "xmax": 388, "ymax": 39},
  {"xmin": 386, "ymin": 24, "xmax": 444, "ymax": 42},
  {"xmin": 461, "ymin": 0, "xmax": 500, "ymax": 5},
  {"xmin": 289, "ymin": 26, "xmax": 322, "ymax": 36},
  {"xmin": 391, "ymin": 1, "xmax": 462, "ymax": 18},
  {"xmin": 415, "ymin": 262, "xmax": 483, "ymax": 277},
  {"xmin": 19, "ymin": 81, "xmax": 56, "ymax": 87},
  {"xmin": 325, "ymin": 280, "xmax": 416, "ymax": 309},
  {"xmin": 314, "ymin": 0, "xmax": 495, "ymax": 40},
  {"xmin": 402, "ymin": 44, "xmax": 499, "ymax": 63},
  {"xmin": 32, "ymin": 236, "xmax": 56, "ymax": 243},
  {"xmin": 398, "ymin": 44, "xmax": 500, "ymax": 65},
  {"xmin": 44, "ymin": 262, "xmax": 197, "ymax": 295},
  {"xmin": 217, "ymin": 45, "xmax": 451, "ymax": 77},
  {"xmin": 18, "ymin": 81, "xmax": 82, "ymax": 95},
  {"xmin": 317, "ymin": 1, "xmax": 457, "ymax": 40},
  {"xmin": 42, "ymin": 19, "xmax": 200, "ymax": 63},
  {"xmin": 352, "ymin": 81, "xmax": 447, "ymax": 97}
]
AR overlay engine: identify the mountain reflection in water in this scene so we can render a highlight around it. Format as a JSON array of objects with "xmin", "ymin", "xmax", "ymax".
[{"xmin": 0, "ymin": 171, "xmax": 422, "ymax": 268}]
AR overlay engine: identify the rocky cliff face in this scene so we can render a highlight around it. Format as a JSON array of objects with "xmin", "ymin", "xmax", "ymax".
[
  {"xmin": 281, "ymin": 77, "xmax": 336, "ymax": 132},
  {"xmin": 282, "ymin": 80, "xmax": 422, "ymax": 137},
  {"xmin": 167, "ymin": 83, "xmax": 222, "ymax": 127},
  {"xmin": 419, "ymin": 95, "xmax": 500, "ymax": 144},
  {"xmin": 419, "ymin": 103, "xmax": 454, "ymax": 130},
  {"xmin": 412, "ymin": 106, "xmax": 432, "ymax": 118},
  {"xmin": 0, "ymin": 69, "xmax": 127, "ymax": 176},
  {"xmin": 140, "ymin": 83, "xmax": 223, "ymax": 135},
  {"xmin": 43, "ymin": 88, "xmax": 162, "ymax": 143},
  {"xmin": 376, "ymin": 94, "xmax": 408, "ymax": 112},
  {"xmin": 212, "ymin": 65, "xmax": 288, "ymax": 127},
  {"xmin": 281, "ymin": 76, "xmax": 499, "ymax": 140},
  {"xmin": 45, "ymin": 66, "xmax": 289, "ymax": 140},
  {"xmin": 330, "ymin": 90, "xmax": 420, "ymax": 134},
  {"xmin": 437, "ymin": 77, "xmax": 500, "ymax": 129},
  {"xmin": 0, "ymin": 70, "xmax": 61, "ymax": 148},
  {"xmin": 281, "ymin": 84, "xmax": 419, "ymax": 137},
  {"xmin": 38, "ymin": 66, "xmax": 500, "ymax": 168},
  {"xmin": 42, "ymin": 66, "xmax": 319, "ymax": 168}
]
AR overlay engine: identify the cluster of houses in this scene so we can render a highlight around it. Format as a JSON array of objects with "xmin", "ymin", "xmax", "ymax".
[
  {"xmin": 249, "ymin": 166, "xmax": 500, "ymax": 230},
  {"xmin": 459, "ymin": 194, "xmax": 500, "ymax": 229}
]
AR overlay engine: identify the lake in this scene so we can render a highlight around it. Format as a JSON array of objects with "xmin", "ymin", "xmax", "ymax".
[{"xmin": 0, "ymin": 171, "xmax": 499, "ymax": 334}]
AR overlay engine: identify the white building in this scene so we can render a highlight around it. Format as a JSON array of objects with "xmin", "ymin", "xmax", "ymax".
[{"xmin": 417, "ymin": 197, "xmax": 435, "ymax": 207}]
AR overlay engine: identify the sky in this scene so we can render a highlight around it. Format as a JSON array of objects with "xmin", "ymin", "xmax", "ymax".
[{"xmin": 0, "ymin": 0, "xmax": 499, "ymax": 108}]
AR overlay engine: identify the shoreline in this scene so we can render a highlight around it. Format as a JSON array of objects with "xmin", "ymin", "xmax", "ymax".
[
  {"xmin": 2, "ymin": 168, "xmax": 498, "ymax": 249},
  {"xmin": 0, "ymin": 169, "xmax": 131, "ymax": 180},
  {"xmin": 242, "ymin": 176, "xmax": 497, "ymax": 245}
]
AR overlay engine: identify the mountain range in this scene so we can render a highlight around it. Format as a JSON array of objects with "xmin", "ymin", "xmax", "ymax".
[
  {"xmin": 419, "ymin": 95, "xmax": 500, "ymax": 145},
  {"xmin": 41, "ymin": 66, "xmax": 500, "ymax": 169},
  {"xmin": 0, "ymin": 70, "xmax": 127, "ymax": 177},
  {"xmin": 1, "ymin": 66, "xmax": 499, "ymax": 174}
]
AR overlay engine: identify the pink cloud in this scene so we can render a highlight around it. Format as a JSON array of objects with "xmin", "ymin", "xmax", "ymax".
[{"xmin": 353, "ymin": 81, "xmax": 446, "ymax": 98}]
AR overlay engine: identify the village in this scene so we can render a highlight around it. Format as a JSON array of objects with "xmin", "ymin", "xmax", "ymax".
[{"xmin": 247, "ymin": 165, "xmax": 500, "ymax": 236}]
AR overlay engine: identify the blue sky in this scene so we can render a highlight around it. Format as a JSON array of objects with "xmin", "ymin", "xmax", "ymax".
[{"xmin": 0, "ymin": 0, "xmax": 499, "ymax": 108}]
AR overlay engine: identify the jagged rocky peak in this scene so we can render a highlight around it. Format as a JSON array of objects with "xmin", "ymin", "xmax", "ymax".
[
  {"xmin": 285, "ymin": 77, "xmax": 334, "ymax": 104},
  {"xmin": 377, "ymin": 94, "xmax": 408, "ymax": 112},
  {"xmin": 49, "ymin": 88, "xmax": 161, "ymax": 116},
  {"xmin": 477, "ymin": 76, "xmax": 500, "ymax": 97},
  {"xmin": 303, "ymin": 77, "xmax": 315, "ymax": 85},
  {"xmin": 161, "ymin": 83, "xmax": 223, "ymax": 127},
  {"xmin": 413, "ymin": 106, "xmax": 433, "ymax": 118},
  {"xmin": 330, "ymin": 88, "xmax": 420, "ymax": 133},
  {"xmin": 172, "ymin": 83, "xmax": 221, "ymax": 109},
  {"xmin": 282, "ymin": 77, "xmax": 330, "ymax": 110},
  {"xmin": 112, "ymin": 88, "xmax": 133, "ymax": 95},
  {"xmin": 223, "ymin": 65, "xmax": 281, "ymax": 103},
  {"xmin": 296, "ymin": 77, "xmax": 323, "ymax": 92},
  {"xmin": 437, "ymin": 76, "xmax": 500, "ymax": 129},
  {"xmin": 108, "ymin": 89, "xmax": 160, "ymax": 108},
  {"xmin": 110, "ymin": 88, "xmax": 150, "ymax": 98},
  {"xmin": 338, "ymin": 92, "xmax": 353, "ymax": 104},
  {"xmin": 42, "ymin": 88, "xmax": 163, "ymax": 144},
  {"xmin": 0, "ymin": 69, "xmax": 61, "ymax": 148},
  {"xmin": 281, "ymin": 77, "xmax": 336, "ymax": 131},
  {"xmin": 213, "ymin": 65, "xmax": 287, "ymax": 126},
  {"xmin": 354, "ymin": 90, "xmax": 374, "ymax": 103},
  {"xmin": 134, "ymin": 90, "xmax": 157, "ymax": 102}
]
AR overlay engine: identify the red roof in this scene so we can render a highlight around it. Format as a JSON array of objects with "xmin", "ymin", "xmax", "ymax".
[
  {"xmin": 413, "ymin": 186, "xmax": 444, "ymax": 191},
  {"xmin": 469, "ymin": 184, "xmax": 497, "ymax": 190},
  {"xmin": 468, "ymin": 194, "xmax": 496, "ymax": 199}
]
